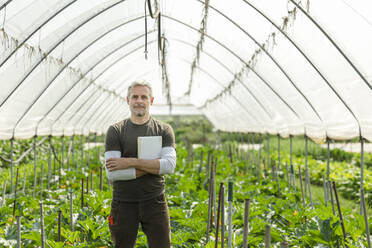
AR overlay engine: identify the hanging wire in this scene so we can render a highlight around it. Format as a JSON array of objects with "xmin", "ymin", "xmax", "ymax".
[
  {"xmin": 2, "ymin": 5, "xmax": 6, "ymax": 29},
  {"xmin": 144, "ymin": 0, "xmax": 161, "ymax": 60},
  {"xmin": 144, "ymin": 0, "xmax": 148, "ymax": 59},
  {"xmin": 185, "ymin": 0, "xmax": 210, "ymax": 96}
]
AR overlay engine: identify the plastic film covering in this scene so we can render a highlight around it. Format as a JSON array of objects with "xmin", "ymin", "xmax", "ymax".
[{"xmin": 0, "ymin": 0, "xmax": 371, "ymax": 142}]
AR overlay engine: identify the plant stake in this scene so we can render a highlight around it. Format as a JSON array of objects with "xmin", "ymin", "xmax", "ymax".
[
  {"xmin": 215, "ymin": 183, "xmax": 224, "ymax": 248},
  {"xmin": 70, "ymin": 191, "xmax": 73, "ymax": 231},
  {"xmin": 1, "ymin": 181, "xmax": 7, "ymax": 207},
  {"xmin": 17, "ymin": 216, "xmax": 21, "ymax": 248},
  {"xmin": 40, "ymin": 202, "xmax": 45, "ymax": 248},
  {"xmin": 227, "ymin": 181, "xmax": 233, "ymax": 248},
  {"xmin": 332, "ymin": 182, "xmax": 346, "ymax": 243},
  {"xmin": 265, "ymin": 224, "xmax": 271, "ymax": 248},
  {"xmin": 243, "ymin": 199, "xmax": 250, "ymax": 248},
  {"xmin": 58, "ymin": 210, "xmax": 61, "ymax": 241},
  {"xmin": 299, "ymin": 167, "xmax": 305, "ymax": 208}
]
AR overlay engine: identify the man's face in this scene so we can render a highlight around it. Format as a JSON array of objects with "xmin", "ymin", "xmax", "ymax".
[{"xmin": 127, "ymin": 86, "xmax": 154, "ymax": 117}]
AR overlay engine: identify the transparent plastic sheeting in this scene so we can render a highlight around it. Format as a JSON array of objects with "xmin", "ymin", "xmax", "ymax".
[{"xmin": 0, "ymin": 0, "xmax": 371, "ymax": 143}]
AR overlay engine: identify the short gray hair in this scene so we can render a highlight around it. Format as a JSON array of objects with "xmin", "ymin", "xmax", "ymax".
[{"xmin": 127, "ymin": 80, "xmax": 153, "ymax": 98}]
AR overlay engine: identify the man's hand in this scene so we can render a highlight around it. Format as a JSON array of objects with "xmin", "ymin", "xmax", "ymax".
[
  {"xmin": 136, "ymin": 169, "xmax": 147, "ymax": 178},
  {"xmin": 106, "ymin": 158, "xmax": 134, "ymax": 171}
]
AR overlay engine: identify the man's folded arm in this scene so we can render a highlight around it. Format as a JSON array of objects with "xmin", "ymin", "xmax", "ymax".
[
  {"xmin": 105, "ymin": 151, "xmax": 136, "ymax": 181},
  {"xmin": 158, "ymin": 146, "xmax": 176, "ymax": 175}
]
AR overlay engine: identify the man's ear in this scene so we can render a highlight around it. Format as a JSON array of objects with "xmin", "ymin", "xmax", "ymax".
[
  {"xmin": 126, "ymin": 96, "xmax": 129, "ymax": 104},
  {"xmin": 150, "ymin": 97, "xmax": 154, "ymax": 105}
]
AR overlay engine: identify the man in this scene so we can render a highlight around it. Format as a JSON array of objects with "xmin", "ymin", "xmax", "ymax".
[{"xmin": 105, "ymin": 81, "xmax": 176, "ymax": 248}]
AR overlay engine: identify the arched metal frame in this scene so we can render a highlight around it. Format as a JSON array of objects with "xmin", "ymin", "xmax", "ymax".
[
  {"xmin": 176, "ymin": 57, "xmax": 261, "ymax": 124},
  {"xmin": 34, "ymin": 34, "xmax": 157, "ymax": 135},
  {"xmin": 0, "ymin": 0, "xmax": 127, "ymax": 108},
  {"xmin": 0, "ymin": 0, "xmax": 78, "ymax": 68},
  {"xmin": 190, "ymin": 0, "xmax": 323, "ymax": 123},
  {"xmin": 1, "ymin": 0, "xmax": 369, "ymax": 138},
  {"xmin": 239, "ymin": 0, "xmax": 361, "ymax": 136},
  {"xmin": 27, "ymin": 14, "xmax": 304, "ymax": 136},
  {"xmin": 50, "ymin": 41, "xmax": 158, "ymax": 135},
  {"xmin": 13, "ymin": 16, "xmax": 149, "ymax": 136}
]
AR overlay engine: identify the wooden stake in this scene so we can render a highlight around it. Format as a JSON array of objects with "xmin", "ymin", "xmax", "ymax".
[
  {"xmin": 285, "ymin": 161, "xmax": 290, "ymax": 192},
  {"xmin": 227, "ymin": 181, "xmax": 233, "ymax": 248},
  {"xmin": 360, "ymin": 139, "xmax": 371, "ymax": 248},
  {"xmin": 265, "ymin": 224, "xmax": 271, "ymax": 248},
  {"xmin": 221, "ymin": 184, "xmax": 225, "ymax": 248},
  {"xmin": 1, "ymin": 181, "xmax": 7, "ymax": 207},
  {"xmin": 299, "ymin": 167, "xmax": 305, "ymax": 208},
  {"xmin": 17, "ymin": 216, "xmax": 21, "ymax": 248},
  {"xmin": 40, "ymin": 202, "xmax": 45, "ymax": 248},
  {"xmin": 90, "ymin": 171, "xmax": 93, "ymax": 191},
  {"xmin": 10, "ymin": 139, "xmax": 14, "ymax": 194},
  {"xmin": 206, "ymin": 160, "xmax": 214, "ymax": 243},
  {"xmin": 70, "ymin": 191, "xmax": 73, "ymax": 231},
  {"xmin": 215, "ymin": 183, "xmax": 224, "ymax": 248},
  {"xmin": 57, "ymin": 210, "xmax": 62, "ymax": 241},
  {"xmin": 33, "ymin": 136, "xmax": 37, "ymax": 198},
  {"xmin": 86, "ymin": 175, "xmax": 89, "ymax": 194},
  {"xmin": 322, "ymin": 175, "xmax": 328, "ymax": 207},
  {"xmin": 81, "ymin": 178, "xmax": 84, "ymax": 208},
  {"xmin": 332, "ymin": 182, "xmax": 346, "ymax": 242},
  {"xmin": 13, "ymin": 167, "xmax": 19, "ymax": 217},
  {"xmin": 243, "ymin": 199, "xmax": 250, "ymax": 248},
  {"xmin": 99, "ymin": 166, "xmax": 103, "ymax": 191}
]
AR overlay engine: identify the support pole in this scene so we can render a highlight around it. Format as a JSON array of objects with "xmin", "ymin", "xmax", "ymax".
[
  {"xmin": 99, "ymin": 166, "xmax": 103, "ymax": 191},
  {"xmin": 215, "ymin": 183, "xmax": 224, "ymax": 248},
  {"xmin": 265, "ymin": 225, "xmax": 271, "ymax": 248},
  {"xmin": 70, "ymin": 191, "xmax": 74, "ymax": 231},
  {"xmin": 221, "ymin": 184, "xmax": 225, "ymax": 248},
  {"xmin": 22, "ymin": 171, "xmax": 26, "ymax": 194},
  {"xmin": 277, "ymin": 134, "xmax": 280, "ymax": 173},
  {"xmin": 323, "ymin": 175, "xmax": 328, "ymax": 207},
  {"xmin": 2, "ymin": 181, "xmax": 7, "ymax": 207},
  {"xmin": 17, "ymin": 216, "xmax": 21, "ymax": 248},
  {"xmin": 80, "ymin": 135, "xmax": 84, "ymax": 171},
  {"xmin": 10, "ymin": 139, "xmax": 14, "ymax": 194},
  {"xmin": 206, "ymin": 160, "xmax": 213, "ymax": 244},
  {"xmin": 57, "ymin": 210, "xmax": 62, "ymax": 241},
  {"xmin": 285, "ymin": 161, "xmax": 290, "ymax": 192},
  {"xmin": 332, "ymin": 182, "xmax": 346, "ymax": 243},
  {"xmin": 360, "ymin": 138, "xmax": 371, "ymax": 248},
  {"xmin": 213, "ymin": 159, "xmax": 217, "ymax": 228},
  {"xmin": 290, "ymin": 136, "xmax": 295, "ymax": 192},
  {"xmin": 61, "ymin": 135, "xmax": 64, "ymax": 169},
  {"xmin": 267, "ymin": 134, "xmax": 270, "ymax": 170},
  {"xmin": 227, "ymin": 181, "xmax": 233, "ymax": 248},
  {"xmin": 40, "ymin": 202, "xmax": 45, "ymax": 248},
  {"xmin": 299, "ymin": 167, "xmax": 305, "ymax": 208},
  {"xmin": 33, "ymin": 136, "xmax": 37, "ymax": 198},
  {"xmin": 305, "ymin": 136, "xmax": 313, "ymax": 206},
  {"xmin": 86, "ymin": 136, "xmax": 89, "ymax": 168},
  {"xmin": 243, "ymin": 199, "xmax": 250, "ymax": 248},
  {"xmin": 325, "ymin": 139, "xmax": 330, "ymax": 206},
  {"xmin": 47, "ymin": 136, "xmax": 52, "ymax": 190}
]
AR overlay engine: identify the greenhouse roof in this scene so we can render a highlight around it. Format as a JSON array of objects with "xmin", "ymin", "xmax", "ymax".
[{"xmin": 0, "ymin": 0, "xmax": 371, "ymax": 142}]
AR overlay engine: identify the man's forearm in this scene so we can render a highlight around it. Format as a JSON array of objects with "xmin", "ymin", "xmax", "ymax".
[
  {"xmin": 106, "ymin": 157, "xmax": 162, "ymax": 175},
  {"xmin": 135, "ymin": 168, "xmax": 148, "ymax": 178},
  {"xmin": 132, "ymin": 158, "xmax": 160, "ymax": 175}
]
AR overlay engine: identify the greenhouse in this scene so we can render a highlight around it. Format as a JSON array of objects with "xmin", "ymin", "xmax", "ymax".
[{"xmin": 0, "ymin": 0, "xmax": 371, "ymax": 247}]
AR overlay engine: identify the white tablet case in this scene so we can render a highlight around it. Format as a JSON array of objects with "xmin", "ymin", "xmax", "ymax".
[{"xmin": 138, "ymin": 136, "xmax": 162, "ymax": 159}]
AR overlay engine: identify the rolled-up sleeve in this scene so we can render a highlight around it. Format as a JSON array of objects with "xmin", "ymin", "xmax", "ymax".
[
  {"xmin": 105, "ymin": 151, "xmax": 136, "ymax": 181},
  {"xmin": 159, "ymin": 146, "xmax": 176, "ymax": 175}
]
